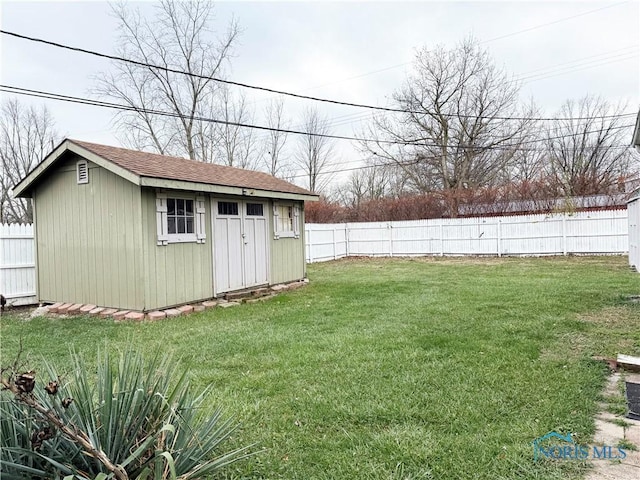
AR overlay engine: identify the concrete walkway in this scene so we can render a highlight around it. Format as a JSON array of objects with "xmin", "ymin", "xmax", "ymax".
[{"xmin": 585, "ymin": 372, "xmax": 640, "ymax": 480}]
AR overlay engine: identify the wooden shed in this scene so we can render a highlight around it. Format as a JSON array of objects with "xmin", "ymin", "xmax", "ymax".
[{"xmin": 13, "ymin": 139, "xmax": 318, "ymax": 311}]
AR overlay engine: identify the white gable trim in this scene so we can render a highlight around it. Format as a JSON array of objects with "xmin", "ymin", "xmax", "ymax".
[
  {"xmin": 13, "ymin": 139, "xmax": 319, "ymax": 202},
  {"xmin": 13, "ymin": 139, "xmax": 141, "ymax": 198}
]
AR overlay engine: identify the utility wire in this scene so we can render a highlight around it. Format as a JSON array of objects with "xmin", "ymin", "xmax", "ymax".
[
  {"xmin": 1, "ymin": 84, "xmax": 633, "ymax": 151},
  {"xmin": 1, "ymin": 29, "xmax": 636, "ymax": 122},
  {"xmin": 519, "ymin": 52, "xmax": 638, "ymax": 83},
  {"xmin": 313, "ymin": 45, "xmax": 640, "ymax": 132},
  {"xmin": 0, "ymin": 84, "xmax": 421, "ymax": 146},
  {"xmin": 515, "ymin": 44, "xmax": 638, "ymax": 79},
  {"xmin": 482, "ymin": 1, "xmax": 630, "ymax": 44},
  {"xmin": 2, "ymin": 84, "xmax": 633, "ymax": 180},
  {"xmin": 249, "ymin": 1, "xmax": 631, "ymax": 101},
  {"xmin": 0, "ymin": 84, "xmax": 633, "ymax": 154}
]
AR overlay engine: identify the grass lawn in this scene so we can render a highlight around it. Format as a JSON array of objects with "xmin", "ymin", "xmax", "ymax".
[{"xmin": 1, "ymin": 256, "xmax": 639, "ymax": 479}]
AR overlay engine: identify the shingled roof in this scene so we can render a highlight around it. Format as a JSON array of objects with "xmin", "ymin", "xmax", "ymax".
[{"xmin": 69, "ymin": 140, "xmax": 313, "ymax": 196}]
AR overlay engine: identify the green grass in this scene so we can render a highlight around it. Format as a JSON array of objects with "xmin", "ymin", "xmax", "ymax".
[{"xmin": 1, "ymin": 256, "xmax": 639, "ymax": 479}]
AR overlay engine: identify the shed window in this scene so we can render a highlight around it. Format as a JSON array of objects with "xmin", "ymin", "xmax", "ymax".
[
  {"xmin": 246, "ymin": 203, "xmax": 264, "ymax": 216},
  {"xmin": 76, "ymin": 160, "xmax": 89, "ymax": 184},
  {"xmin": 156, "ymin": 193, "xmax": 206, "ymax": 245},
  {"xmin": 218, "ymin": 201, "xmax": 239, "ymax": 216},
  {"xmin": 273, "ymin": 203, "xmax": 300, "ymax": 239},
  {"xmin": 168, "ymin": 198, "xmax": 194, "ymax": 235}
]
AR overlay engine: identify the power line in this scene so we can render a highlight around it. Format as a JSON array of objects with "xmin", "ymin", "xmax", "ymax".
[
  {"xmin": 1, "ymin": 84, "xmax": 633, "ymax": 155},
  {"xmin": 515, "ymin": 44, "xmax": 638, "ymax": 80},
  {"xmin": 0, "ymin": 84, "xmax": 401, "ymax": 144},
  {"xmin": 1, "ymin": 29, "xmax": 636, "ymax": 122},
  {"xmin": 521, "ymin": 54, "xmax": 638, "ymax": 85},
  {"xmin": 482, "ymin": 1, "xmax": 630, "ymax": 44},
  {"xmin": 3, "ymin": 84, "xmax": 634, "ymax": 181},
  {"xmin": 321, "ymin": 48, "xmax": 639, "ymax": 131},
  {"xmin": 310, "ymin": 46, "xmax": 640, "ymax": 133},
  {"xmin": 251, "ymin": 1, "xmax": 631, "ymax": 101}
]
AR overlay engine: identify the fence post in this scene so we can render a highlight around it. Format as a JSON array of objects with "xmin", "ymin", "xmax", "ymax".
[
  {"xmin": 306, "ymin": 228, "xmax": 313, "ymax": 263},
  {"xmin": 497, "ymin": 219, "xmax": 502, "ymax": 257},
  {"xmin": 562, "ymin": 215, "xmax": 567, "ymax": 256},
  {"xmin": 388, "ymin": 223, "xmax": 393, "ymax": 257},
  {"xmin": 332, "ymin": 228, "xmax": 337, "ymax": 260},
  {"xmin": 345, "ymin": 223, "xmax": 350, "ymax": 258},
  {"xmin": 440, "ymin": 221, "xmax": 444, "ymax": 256}
]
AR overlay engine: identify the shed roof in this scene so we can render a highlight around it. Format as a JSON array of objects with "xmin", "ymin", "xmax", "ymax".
[{"xmin": 14, "ymin": 139, "xmax": 318, "ymax": 201}]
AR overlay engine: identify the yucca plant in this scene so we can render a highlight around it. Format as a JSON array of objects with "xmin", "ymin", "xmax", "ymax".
[{"xmin": 0, "ymin": 349, "xmax": 255, "ymax": 479}]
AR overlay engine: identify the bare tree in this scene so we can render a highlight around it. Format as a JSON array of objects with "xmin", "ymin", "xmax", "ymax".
[
  {"xmin": 214, "ymin": 87, "xmax": 259, "ymax": 168},
  {"xmin": 95, "ymin": 0, "xmax": 239, "ymax": 161},
  {"xmin": 296, "ymin": 108, "xmax": 335, "ymax": 193},
  {"xmin": 545, "ymin": 96, "xmax": 636, "ymax": 196},
  {"xmin": 335, "ymin": 159, "xmax": 393, "ymax": 208},
  {"xmin": 0, "ymin": 100, "xmax": 60, "ymax": 223},
  {"xmin": 262, "ymin": 99, "xmax": 290, "ymax": 177},
  {"xmin": 509, "ymin": 145, "xmax": 546, "ymax": 183},
  {"xmin": 361, "ymin": 38, "xmax": 536, "ymax": 216}
]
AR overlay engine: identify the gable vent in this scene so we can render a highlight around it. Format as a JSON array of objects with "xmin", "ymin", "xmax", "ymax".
[{"xmin": 76, "ymin": 160, "xmax": 89, "ymax": 184}]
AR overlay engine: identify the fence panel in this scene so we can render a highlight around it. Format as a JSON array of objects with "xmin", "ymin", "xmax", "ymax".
[
  {"xmin": 391, "ymin": 220, "xmax": 442, "ymax": 256},
  {"xmin": 305, "ymin": 209, "xmax": 629, "ymax": 262},
  {"xmin": 500, "ymin": 215, "xmax": 564, "ymax": 255},
  {"xmin": 0, "ymin": 223, "xmax": 37, "ymax": 306},
  {"xmin": 305, "ymin": 224, "xmax": 347, "ymax": 262},
  {"xmin": 347, "ymin": 223, "xmax": 390, "ymax": 257}
]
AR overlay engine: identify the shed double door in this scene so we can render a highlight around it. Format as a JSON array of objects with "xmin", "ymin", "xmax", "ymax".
[{"xmin": 213, "ymin": 199, "xmax": 269, "ymax": 294}]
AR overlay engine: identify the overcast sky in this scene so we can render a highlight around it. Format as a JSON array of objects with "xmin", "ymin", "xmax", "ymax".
[{"xmin": 1, "ymin": 0, "xmax": 638, "ymax": 188}]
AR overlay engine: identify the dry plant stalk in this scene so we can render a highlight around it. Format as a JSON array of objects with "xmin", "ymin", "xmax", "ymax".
[{"xmin": 0, "ymin": 347, "xmax": 129, "ymax": 480}]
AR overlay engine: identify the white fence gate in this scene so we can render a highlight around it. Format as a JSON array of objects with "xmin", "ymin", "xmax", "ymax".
[
  {"xmin": 0, "ymin": 223, "xmax": 37, "ymax": 306},
  {"xmin": 305, "ymin": 210, "xmax": 629, "ymax": 263}
]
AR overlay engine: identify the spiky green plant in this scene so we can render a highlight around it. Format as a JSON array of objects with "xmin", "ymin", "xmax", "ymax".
[{"xmin": 0, "ymin": 349, "xmax": 255, "ymax": 479}]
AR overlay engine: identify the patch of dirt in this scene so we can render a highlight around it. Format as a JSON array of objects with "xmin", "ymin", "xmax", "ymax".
[
  {"xmin": 0, "ymin": 305, "xmax": 37, "ymax": 320},
  {"xmin": 579, "ymin": 306, "xmax": 639, "ymax": 329},
  {"xmin": 539, "ymin": 331, "xmax": 588, "ymax": 363},
  {"xmin": 328, "ymin": 255, "xmax": 518, "ymax": 266}
]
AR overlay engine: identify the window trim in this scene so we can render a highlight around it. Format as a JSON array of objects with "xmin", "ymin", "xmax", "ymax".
[
  {"xmin": 156, "ymin": 192, "xmax": 206, "ymax": 245},
  {"xmin": 273, "ymin": 202, "xmax": 300, "ymax": 239}
]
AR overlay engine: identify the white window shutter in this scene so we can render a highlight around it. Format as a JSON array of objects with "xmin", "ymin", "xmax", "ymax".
[
  {"xmin": 293, "ymin": 205, "xmax": 300, "ymax": 238},
  {"xmin": 156, "ymin": 194, "xmax": 168, "ymax": 246},
  {"xmin": 195, "ymin": 195, "xmax": 206, "ymax": 243},
  {"xmin": 273, "ymin": 203, "xmax": 280, "ymax": 239}
]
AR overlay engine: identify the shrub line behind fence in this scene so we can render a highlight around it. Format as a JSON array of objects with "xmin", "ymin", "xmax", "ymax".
[{"xmin": 304, "ymin": 209, "xmax": 629, "ymax": 263}]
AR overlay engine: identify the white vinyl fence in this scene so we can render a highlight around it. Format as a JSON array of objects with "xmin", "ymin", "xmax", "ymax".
[
  {"xmin": 305, "ymin": 210, "xmax": 629, "ymax": 263},
  {"xmin": 0, "ymin": 223, "xmax": 37, "ymax": 306},
  {"xmin": 0, "ymin": 210, "xmax": 631, "ymax": 304}
]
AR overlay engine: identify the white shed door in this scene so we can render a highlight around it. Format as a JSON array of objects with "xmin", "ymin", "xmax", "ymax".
[{"xmin": 213, "ymin": 200, "xmax": 269, "ymax": 294}]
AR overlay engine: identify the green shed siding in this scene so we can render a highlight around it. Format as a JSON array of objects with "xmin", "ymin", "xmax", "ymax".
[
  {"xmin": 140, "ymin": 189, "xmax": 213, "ymax": 310},
  {"xmin": 34, "ymin": 155, "xmax": 144, "ymax": 310},
  {"xmin": 269, "ymin": 201, "xmax": 306, "ymax": 284}
]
